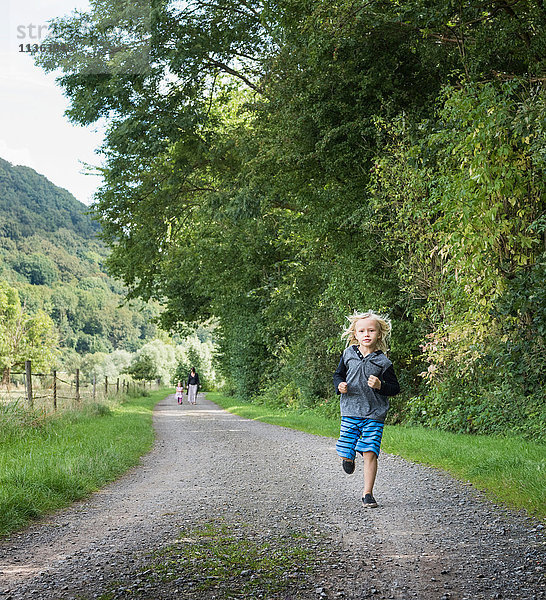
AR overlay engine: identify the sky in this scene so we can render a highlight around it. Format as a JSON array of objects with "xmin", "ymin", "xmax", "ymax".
[{"xmin": 1, "ymin": 0, "xmax": 104, "ymax": 206}]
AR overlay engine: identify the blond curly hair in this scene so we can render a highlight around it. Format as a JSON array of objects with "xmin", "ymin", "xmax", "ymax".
[{"xmin": 341, "ymin": 310, "xmax": 392, "ymax": 353}]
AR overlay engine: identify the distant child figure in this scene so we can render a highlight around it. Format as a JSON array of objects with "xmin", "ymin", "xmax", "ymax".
[
  {"xmin": 333, "ymin": 310, "xmax": 400, "ymax": 508},
  {"xmin": 187, "ymin": 367, "xmax": 200, "ymax": 405},
  {"xmin": 175, "ymin": 381, "xmax": 184, "ymax": 405}
]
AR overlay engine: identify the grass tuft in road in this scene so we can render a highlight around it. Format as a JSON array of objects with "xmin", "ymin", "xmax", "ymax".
[
  {"xmin": 0, "ymin": 390, "xmax": 166, "ymax": 536},
  {"xmin": 97, "ymin": 520, "xmax": 320, "ymax": 600},
  {"xmin": 207, "ymin": 392, "xmax": 546, "ymax": 520}
]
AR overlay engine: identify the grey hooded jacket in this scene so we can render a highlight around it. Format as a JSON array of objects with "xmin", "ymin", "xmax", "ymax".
[{"xmin": 333, "ymin": 347, "xmax": 400, "ymax": 422}]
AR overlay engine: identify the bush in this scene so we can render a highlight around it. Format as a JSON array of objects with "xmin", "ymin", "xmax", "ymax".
[{"xmin": 405, "ymin": 377, "xmax": 545, "ymax": 443}]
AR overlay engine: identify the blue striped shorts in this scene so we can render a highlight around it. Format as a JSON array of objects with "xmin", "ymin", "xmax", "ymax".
[{"xmin": 335, "ymin": 417, "xmax": 385, "ymax": 459}]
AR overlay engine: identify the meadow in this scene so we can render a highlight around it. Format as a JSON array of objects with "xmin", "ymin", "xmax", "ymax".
[{"xmin": 0, "ymin": 389, "xmax": 164, "ymax": 536}]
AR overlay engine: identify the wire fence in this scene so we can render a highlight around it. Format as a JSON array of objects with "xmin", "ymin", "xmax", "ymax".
[{"xmin": 1, "ymin": 361, "xmax": 158, "ymax": 413}]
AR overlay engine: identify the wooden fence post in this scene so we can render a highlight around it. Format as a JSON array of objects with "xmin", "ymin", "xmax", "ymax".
[
  {"xmin": 75, "ymin": 369, "xmax": 80, "ymax": 402},
  {"xmin": 25, "ymin": 360, "xmax": 33, "ymax": 408},
  {"xmin": 116, "ymin": 378, "xmax": 120, "ymax": 394},
  {"xmin": 53, "ymin": 370, "xmax": 57, "ymax": 411},
  {"xmin": 105, "ymin": 376, "xmax": 108, "ymax": 398},
  {"xmin": 93, "ymin": 375, "xmax": 96, "ymax": 401}
]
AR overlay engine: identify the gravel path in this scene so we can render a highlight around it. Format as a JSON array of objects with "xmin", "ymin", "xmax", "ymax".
[{"xmin": 0, "ymin": 393, "xmax": 544, "ymax": 600}]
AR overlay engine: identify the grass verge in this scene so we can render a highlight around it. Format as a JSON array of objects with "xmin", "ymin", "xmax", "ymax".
[
  {"xmin": 97, "ymin": 520, "xmax": 321, "ymax": 600},
  {"xmin": 207, "ymin": 392, "xmax": 546, "ymax": 520},
  {"xmin": 0, "ymin": 389, "xmax": 166, "ymax": 536}
]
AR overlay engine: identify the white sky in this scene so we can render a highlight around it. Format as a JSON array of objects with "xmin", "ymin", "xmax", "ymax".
[{"xmin": 1, "ymin": 0, "xmax": 104, "ymax": 205}]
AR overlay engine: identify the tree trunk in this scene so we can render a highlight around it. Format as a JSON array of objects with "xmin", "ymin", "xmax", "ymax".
[{"xmin": 2, "ymin": 366, "xmax": 11, "ymax": 392}]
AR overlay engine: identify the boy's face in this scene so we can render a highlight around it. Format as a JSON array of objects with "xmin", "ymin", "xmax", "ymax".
[{"xmin": 355, "ymin": 318, "xmax": 380, "ymax": 351}]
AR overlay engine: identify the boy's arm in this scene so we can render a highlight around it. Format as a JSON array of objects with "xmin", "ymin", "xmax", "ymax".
[
  {"xmin": 379, "ymin": 365, "xmax": 401, "ymax": 396},
  {"xmin": 333, "ymin": 355, "xmax": 347, "ymax": 395}
]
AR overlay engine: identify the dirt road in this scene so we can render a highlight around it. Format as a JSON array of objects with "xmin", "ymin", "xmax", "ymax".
[{"xmin": 0, "ymin": 394, "xmax": 543, "ymax": 599}]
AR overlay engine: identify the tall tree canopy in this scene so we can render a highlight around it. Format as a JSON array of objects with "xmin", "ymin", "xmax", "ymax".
[{"xmin": 38, "ymin": 0, "xmax": 546, "ymax": 439}]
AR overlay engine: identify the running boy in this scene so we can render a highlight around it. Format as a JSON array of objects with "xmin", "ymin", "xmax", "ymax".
[{"xmin": 333, "ymin": 310, "xmax": 400, "ymax": 508}]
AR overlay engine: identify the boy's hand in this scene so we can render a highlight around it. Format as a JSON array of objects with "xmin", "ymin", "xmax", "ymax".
[
  {"xmin": 368, "ymin": 375, "xmax": 381, "ymax": 390},
  {"xmin": 338, "ymin": 382, "xmax": 348, "ymax": 394}
]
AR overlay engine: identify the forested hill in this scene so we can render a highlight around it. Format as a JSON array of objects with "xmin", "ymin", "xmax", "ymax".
[
  {"xmin": 0, "ymin": 157, "xmax": 98, "ymax": 240},
  {"xmin": 0, "ymin": 157, "xmax": 159, "ymax": 366}
]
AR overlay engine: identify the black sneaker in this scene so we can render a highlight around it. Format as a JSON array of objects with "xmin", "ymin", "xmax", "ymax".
[
  {"xmin": 362, "ymin": 494, "xmax": 378, "ymax": 508},
  {"xmin": 342, "ymin": 458, "xmax": 355, "ymax": 474}
]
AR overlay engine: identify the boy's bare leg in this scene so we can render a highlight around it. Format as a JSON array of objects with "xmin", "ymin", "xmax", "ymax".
[{"xmin": 363, "ymin": 451, "xmax": 378, "ymax": 496}]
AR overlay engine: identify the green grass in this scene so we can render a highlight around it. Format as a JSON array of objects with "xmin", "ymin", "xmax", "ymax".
[
  {"xmin": 207, "ymin": 392, "xmax": 546, "ymax": 520},
  {"xmin": 98, "ymin": 520, "xmax": 319, "ymax": 600},
  {"xmin": 0, "ymin": 390, "xmax": 166, "ymax": 536}
]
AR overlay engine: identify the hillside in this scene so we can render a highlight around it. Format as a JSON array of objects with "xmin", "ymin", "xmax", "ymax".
[
  {"xmin": 0, "ymin": 157, "xmax": 99, "ymax": 241},
  {"xmin": 0, "ymin": 158, "xmax": 159, "ymax": 366}
]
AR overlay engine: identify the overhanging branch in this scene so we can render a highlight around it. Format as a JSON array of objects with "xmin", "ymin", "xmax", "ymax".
[{"xmin": 205, "ymin": 58, "xmax": 264, "ymax": 94}]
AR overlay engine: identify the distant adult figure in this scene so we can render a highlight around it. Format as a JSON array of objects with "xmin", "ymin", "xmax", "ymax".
[
  {"xmin": 175, "ymin": 381, "xmax": 184, "ymax": 405},
  {"xmin": 187, "ymin": 367, "xmax": 200, "ymax": 405}
]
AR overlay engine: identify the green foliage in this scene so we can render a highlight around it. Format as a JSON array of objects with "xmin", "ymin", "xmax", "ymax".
[
  {"xmin": 370, "ymin": 83, "xmax": 546, "ymax": 439},
  {"xmin": 0, "ymin": 158, "xmax": 99, "ymax": 240},
  {"xmin": 12, "ymin": 253, "xmax": 58, "ymax": 285},
  {"xmin": 77, "ymin": 328, "xmax": 220, "ymax": 389},
  {"xmin": 37, "ymin": 0, "xmax": 546, "ymax": 440},
  {"xmin": 0, "ymin": 280, "xmax": 58, "ymax": 378},
  {"xmin": 0, "ymin": 159, "xmax": 163, "ymax": 367},
  {"xmin": 127, "ymin": 339, "xmax": 177, "ymax": 384}
]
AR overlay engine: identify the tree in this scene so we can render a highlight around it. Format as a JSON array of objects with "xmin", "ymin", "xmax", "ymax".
[
  {"xmin": 0, "ymin": 280, "xmax": 58, "ymax": 382},
  {"xmin": 82, "ymin": 349, "xmax": 133, "ymax": 381},
  {"xmin": 12, "ymin": 253, "xmax": 58, "ymax": 285},
  {"xmin": 127, "ymin": 339, "xmax": 177, "ymax": 383}
]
